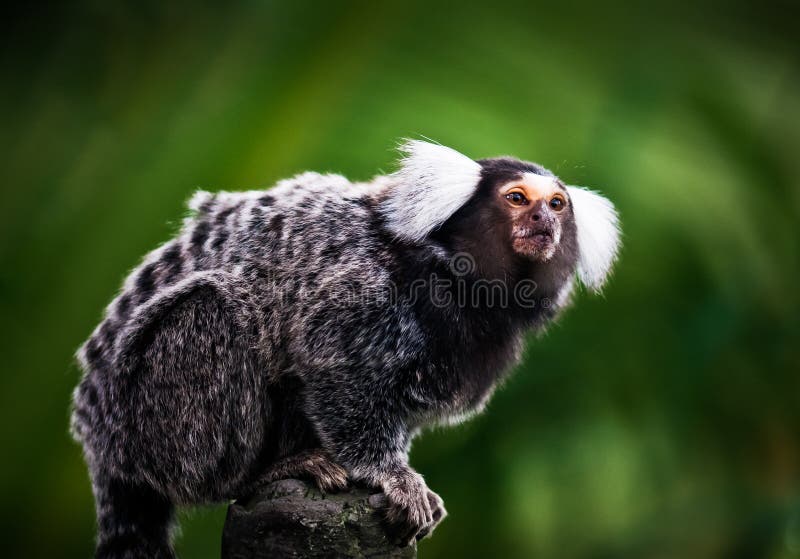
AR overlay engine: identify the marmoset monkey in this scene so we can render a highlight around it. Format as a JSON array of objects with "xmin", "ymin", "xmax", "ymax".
[{"xmin": 71, "ymin": 140, "xmax": 620, "ymax": 558}]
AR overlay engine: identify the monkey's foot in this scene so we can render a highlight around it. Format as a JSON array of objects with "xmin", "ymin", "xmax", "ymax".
[
  {"xmin": 379, "ymin": 470, "xmax": 447, "ymax": 546},
  {"xmin": 257, "ymin": 449, "xmax": 348, "ymax": 493}
]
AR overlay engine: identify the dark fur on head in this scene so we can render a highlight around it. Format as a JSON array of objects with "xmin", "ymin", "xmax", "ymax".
[
  {"xmin": 71, "ymin": 140, "xmax": 620, "ymax": 557},
  {"xmin": 433, "ymin": 157, "xmax": 579, "ymax": 290}
]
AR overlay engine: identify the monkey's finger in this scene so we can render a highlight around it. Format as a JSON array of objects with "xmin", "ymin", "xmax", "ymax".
[
  {"xmin": 390, "ymin": 511, "xmax": 422, "ymax": 547},
  {"xmin": 402, "ymin": 525, "xmax": 420, "ymax": 547},
  {"xmin": 415, "ymin": 526, "xmax": 431, "ymax": 541},
  {"xmin": 426, "ymin": 492, "xmax": 443, "ymax": 521},
  {"xmin": 386, "ymin": 520, "xmax": 415, "ymax": 548},
  {"xmin": 396, "ymin": 515, "xmax": 419, "ymax": 546}
]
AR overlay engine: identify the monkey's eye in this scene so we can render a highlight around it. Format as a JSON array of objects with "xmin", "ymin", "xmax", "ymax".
[
  {"xmin": 549, "ymin": 195, "xmax": 566, "ymax": 211},
  {"xmin": 505, "ymin": 191, "xmax": 528, "ymax": 206}
]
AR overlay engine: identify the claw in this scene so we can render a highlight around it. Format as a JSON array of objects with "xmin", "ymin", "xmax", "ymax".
[{"xmin": 379, "ymin": 470, "xmax": 445, "ymax": 545}]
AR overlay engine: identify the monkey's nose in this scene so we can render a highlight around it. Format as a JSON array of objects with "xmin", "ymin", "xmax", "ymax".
[{"xmin": 530, "ymin": 199, "xmax": 547, "ymax": 222}]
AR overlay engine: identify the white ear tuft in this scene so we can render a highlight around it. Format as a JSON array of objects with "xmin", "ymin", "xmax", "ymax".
[
  {"xmin": 381, "ymin": 140, "xmax": 482, "ymax": 242},
  {"xmin": 567, "ymin": 186, "xmax": 621, "ymax": 292}
]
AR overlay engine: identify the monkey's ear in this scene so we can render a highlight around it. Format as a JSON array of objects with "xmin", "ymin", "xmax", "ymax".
[
  {"xmin": 380, "ymin": 140, "xmax": 482, "ymax": 242},
  {"xmin": 566, "ymin": 186, "xmax": 621, "ymax": 292}
]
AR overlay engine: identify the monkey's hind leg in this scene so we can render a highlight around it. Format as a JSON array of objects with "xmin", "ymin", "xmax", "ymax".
[
  {"xmin": 93, "ymin": 475, "xmax": 176, "ymax": 559},
  {"xmin": 257, "ymin": 449, "xmax": 348, "ymax": 493}
]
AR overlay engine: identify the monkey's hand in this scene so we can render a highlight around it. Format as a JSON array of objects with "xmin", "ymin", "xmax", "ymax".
[
  {"xmin": 257, "ymin": 449, "xmax": 348, "ymax": 493},
  {"xmin": 378, "ymin": 468, "xmax": 447, "ymax": 546},
  {"xmin": 301, "ymin": 375, "xmax": 446, "ymax": 544}
]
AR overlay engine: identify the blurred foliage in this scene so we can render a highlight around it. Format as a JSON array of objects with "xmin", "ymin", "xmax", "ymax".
[{"xmin": 1, "ymin": 1, "xmax": 798, "ymax": 558}]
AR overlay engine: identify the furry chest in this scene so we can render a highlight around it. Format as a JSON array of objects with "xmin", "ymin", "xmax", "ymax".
[{"xmin": 413, "ymin": 334, "xmax": 524, "ymax": 428}]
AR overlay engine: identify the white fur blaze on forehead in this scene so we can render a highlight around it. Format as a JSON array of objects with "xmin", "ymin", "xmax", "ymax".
[
  {"xmin": 381, "ymin": 140, "xmax": 482, "ymax": 242},
  {"xmin": 567, "ymin": 186, "xmax": 621, "ymax": 292}
]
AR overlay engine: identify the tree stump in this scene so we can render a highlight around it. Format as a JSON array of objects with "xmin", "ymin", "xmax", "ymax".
[{"xmin": 221, "ymin": 479, "xmax": 416, "ymax": 558}]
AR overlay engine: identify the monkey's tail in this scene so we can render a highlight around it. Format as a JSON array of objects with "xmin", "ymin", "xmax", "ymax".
[{"xmin": 93, "ymin": 475, "xmax": 177, "ymax": 559}]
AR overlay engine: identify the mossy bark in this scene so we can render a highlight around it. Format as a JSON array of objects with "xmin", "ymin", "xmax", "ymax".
[{"xmin": 222, "ymin": 479, "xmax": 416, "ymax": 558}]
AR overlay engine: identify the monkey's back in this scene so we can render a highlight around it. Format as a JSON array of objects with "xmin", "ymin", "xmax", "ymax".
[{"xmin": 70, "ymin": 171, "xmax": 386, "ymax": 501}]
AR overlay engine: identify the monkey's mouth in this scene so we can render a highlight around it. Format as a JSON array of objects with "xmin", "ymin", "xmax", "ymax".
[
  {"xmin": 512, "ymin": 226, "xmax": 556, "ymax": 258},
  {"xmin": 529, "ymin": 230, "xmax": 552, "ymax": 243},
  {"xmin": 514, "ymin": 226, "xmax": 553, "ymax": 243}
]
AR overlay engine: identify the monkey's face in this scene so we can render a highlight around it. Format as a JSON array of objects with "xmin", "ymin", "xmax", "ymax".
[
  {"xmin": 432, "ymin": 157, "xmax": 580, "ymax": 280},
  {"xmin": 495, "ymin": 172, "xmax": 572, "ymax": 262},
  {"xmin": 388, "ymin": 141, "xmax": 618, "ymax": 290}
]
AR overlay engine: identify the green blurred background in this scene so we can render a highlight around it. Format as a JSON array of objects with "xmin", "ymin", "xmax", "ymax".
[{"xmin": 1, "ymin": 1, "xmax": 798, "ymax": 557}]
